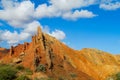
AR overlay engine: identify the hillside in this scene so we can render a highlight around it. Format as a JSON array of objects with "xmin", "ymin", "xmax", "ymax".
[{"xmin": 0, "ymin": 27, "xmax": 120, "ymax": 80}]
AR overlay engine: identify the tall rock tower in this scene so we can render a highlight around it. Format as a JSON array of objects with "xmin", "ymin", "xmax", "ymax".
[{"xmin": 33, "ymin": 26, "xmax": 52, "ymax": 72}]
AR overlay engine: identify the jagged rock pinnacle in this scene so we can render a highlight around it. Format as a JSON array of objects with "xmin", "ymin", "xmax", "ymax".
[
  {"xmin": 37, "ymin": 26, "xmax": 42, "ymax": 35},
  {"xmin": 37, "ymin": 26, "xmax": 43, "ymax": 41}
]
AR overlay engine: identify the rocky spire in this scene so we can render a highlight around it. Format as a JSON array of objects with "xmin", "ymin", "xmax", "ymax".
[
  {"xmin": 37, "ymin": 26, "xmax": 42, "ymax": 37},
  {"xmin": 10, "ymin": 46, "xmax": 14, "ymax": 56},
  {"xmin": 37, "ymin": 26, "xmax": 42, "ymax": 33},
  {"xmin": 32, "ymin": 26, "xmax": 43, "ymax": 45},
  {"xmin": 36, "ymin": 26, "xmax": 43, "ymax": 43}
]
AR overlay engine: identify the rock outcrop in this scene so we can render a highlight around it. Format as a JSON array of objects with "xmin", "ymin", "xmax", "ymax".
[{"xmin": 1, "ymin": 26, "xmax": 120, "ymax": 80}]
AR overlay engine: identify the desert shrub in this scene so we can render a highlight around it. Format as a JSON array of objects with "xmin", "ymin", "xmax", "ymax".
[
  {"xmin": 0, "ymin": 64, "xmax": 17, "ymax": 80},
  {"xmin": 116, "ymin": 72, "xmax": 120, "ymax": 80},
  {"xmin": 34, "ymin": 77, "xmax": 39, "ymax": 80},
  {"xmin": 70, "ymin": 73, "xmax": 77, "ymax": 78},
  {"xmin": 36, "ymin": 64, "xmax": 46, "ymax": 72},
  {"xmin": 25, "ymin": 68, "xmax": 33, "ymax": 75},
  {"xmin": 106, "ymin": 72, "xmax": 120, "ymax": 80},
  {"xmin": 16, "ymin": 65, "xmax": 25, "ymax": 71},
  {"xmin": 58, "ymin": 76, "xmax": 67, "ymax": 80},
  {"xmin": 16, "ymin": 75, "xmax": 30, "ymax": 80}
]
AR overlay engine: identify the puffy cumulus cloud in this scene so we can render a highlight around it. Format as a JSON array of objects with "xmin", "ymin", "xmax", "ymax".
[
  {"xmin": 42, "ymin": 26, "xmax": 66, "ymax": 40},
  {"xmin": 0, "ymin": 30, "xmax": 29, "ymax": 46},
  {"xmin": 50, "ymin": 0, "xmax": 96, "ymax": 11},
  {"xmin": 62, "ymin": 10, "xmax": 97, "ymax": 20},
  {"xmin": 1, "ymin": 30, "xmax": 20, "ymax": 45},
  {"xmin": 50, "ymin": 30, "xmax": 66, "ymax": 40},
  {"xmin": 0, "ymin": 0, "xmax": 35, "ymax": 27},
  {"xmin": 34, "ymin": 4, "xmax": 61, "ymax": 18},
  {"xmin": 100, "ymin": 2, "xmax": 120, "ymax": 10},
  {"xmin": 34, "ymin": 0, "xmax": 97, "ymax": 20},
  {"xmin": 23, "ymin": 21, "xmax": 42, "ymax": 34},
  {"xmin": 0, "ymin": 0, "xmax": 97, "ymax": 25}
]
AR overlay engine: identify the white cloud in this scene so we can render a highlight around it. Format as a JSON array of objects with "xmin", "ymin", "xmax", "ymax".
[
  {"xmin": 1, "ymin": 0, "xmax": 16, "ymax": 9},
  {"xmin": 1, "ymin": 30, "xmax": 20, "ymax": 45},
  {"xmin": 63, "ymin": 10, "xmax": 97, "ymax": 20},
  {"xmin": 1, "ymin": 30, "xmax": 31, "ymax": 45},
  {"xmin": 23, "ymin": 21, "xmax": 42, "ymax": 34},
  {"xmin": 42, "ymin": 26, "xmax": 50, "ymax": 33},
  {"xmin": 34, "ymin": 0, "xmax": 97, "ymax": 20},
  {"xmin": 100, "ymin": 2, "xmax": 120, "ymax": 10},
  {"xmin": 50, "ymin": 0, "xmax": 96, "ymax": 11},
  {"xmin": 34, "ymin": 4, "xmax": 61, "ymax": 18},
  {"xmin": 0, "ymin": 0, "xmax": 35, "ymax": 27},
  {"xmin": 50, "ymin": 30, "xmax": 66, "ymax": 40},
  {"xmin": 42, "ymin": 26, "xmax": 66, "ymax": 40},
  {"xmin": 0, "ymin": 0, "xmax": 97, "ymax": 26}
]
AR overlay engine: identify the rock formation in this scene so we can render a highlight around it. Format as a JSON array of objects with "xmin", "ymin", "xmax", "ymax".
[{"xmin": 1, "ymin": 26, "xmax": 120, "ymax": 80}]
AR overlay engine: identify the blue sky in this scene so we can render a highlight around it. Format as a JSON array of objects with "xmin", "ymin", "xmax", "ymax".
[{"xmin": 0, "ymin": 0, "xmax": 120, "ymax": 54}]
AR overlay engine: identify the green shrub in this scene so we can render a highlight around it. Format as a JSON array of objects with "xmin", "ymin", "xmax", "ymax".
[
  {"xmin": 0, "ymin": 64, "xmax": 17, "ymax": 80},
  {"xmin": 58, "ymin": 77, "xmax": 64, "ymax": 80},
  {"xmin": 116, "ymin": 72, "xmax": 120, "ymax": 80},
  {"xmin": 36, "ymin": 64, "xmax": 46, "ymax": 72},
  {"xmin": 70, "ymin": 73, "xmax": 77, "ymax": 78},
  {"xmin": 16, "ymin": 65, "xmax": 25, "ymax": 71},
  {"xmin": 16, "ymin": 75, "xmax": 30, "ymax": 80},
  {"xmin": 106, "ymin": 72, "xmax": 120, "ymax": 80},
  {"xmin": 34, "ymin": 77, "xmax": 39, "ymax": 80},
  {"xmin": 25, "ymin": 68, "xmax": 33, "ymax": 75}
]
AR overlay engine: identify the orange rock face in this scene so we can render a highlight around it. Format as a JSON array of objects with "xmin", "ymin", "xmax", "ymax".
[
  {"xmin": 0, "ymin": 27, "xmax": 120, "ymax": 80},
  {"xmin": 0, "ymin": 48, "xmax": 9, "ymax": 59}
]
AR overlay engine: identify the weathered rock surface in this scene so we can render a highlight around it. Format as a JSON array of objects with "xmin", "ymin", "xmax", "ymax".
[
  {"xmin": 13, "ymin": 58, "xmax": 22, "ymax": 64},
  {"xmin": 1, "ymin": 26, "xmax": 120, "ymax": 80}
]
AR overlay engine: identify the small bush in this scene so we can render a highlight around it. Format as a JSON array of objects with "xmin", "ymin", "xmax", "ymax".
[
  {"xmin": 16, "ymin": 65, "xmax": 25, "ymax": 71},
  {"xmin": 16, "ymin": 75, "xmax": 30, "ymax": 80},
  {"xmin": 34, "ymin": 77, "xmax": 39, "ymax": 80},
  {"xmin": 0, "ymin": 64, "xmax": 17, "ymax": 80},
  {"xmin": 36, "ymin": 64, "xmax": 46, "ymax": 72},
  {"xmin": 70, "ymin": 73, "xmax": 77, "ymax": 78},
  {"xmin": 116, "ymin": 72, "xmax": 120, "ymax": 80},
  {"xmin": 25, "ymin": 68, "xmax": 33, "ymax": 75},
  {"xmin": 58, "ymin": 76, "xmax": 67, "ymax": 80},
  {"xmin": 106, "ymin": 72, "xmax": 120, "ymax": 80}
]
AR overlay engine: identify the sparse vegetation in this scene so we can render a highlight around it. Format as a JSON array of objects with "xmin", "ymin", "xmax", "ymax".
[
  {"xmin": 34, "ymin": 77, "xmax": 54, "ymax": 80},
  {"xmin": 25, "ymin": 68, "xmax": 33, "ymax": 75},
  {"xmin": 106, "ymin": 72, "xmax": 120, "ymax": 80},
  {"xmin": 0, "ymin": 63, "xmax": 34, "ymax": 80},
  {"xmin": 116, "ymin": 72, "xmax": 120, "ymax": 80},
  {"xmin": 36, "ymin": 64, "xmax": 46, "ymax": 72},
  {"xmin": 70, "ymin": 73, "xmax": 77, "ymax": 78},
  {"xmin": 58, "ymin": 76, "xmax": 68, "ymax": 80},
  {"xmin": 16, "ymin": 75, "xmax": 30, "ymax": 80},
  {"xmin": 0, "ymin": 64, "xmax": 17, "ymax": 80},
  {"xmin": 16, "ymin": 65, "xmax": 25, "ymax": 71}
]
